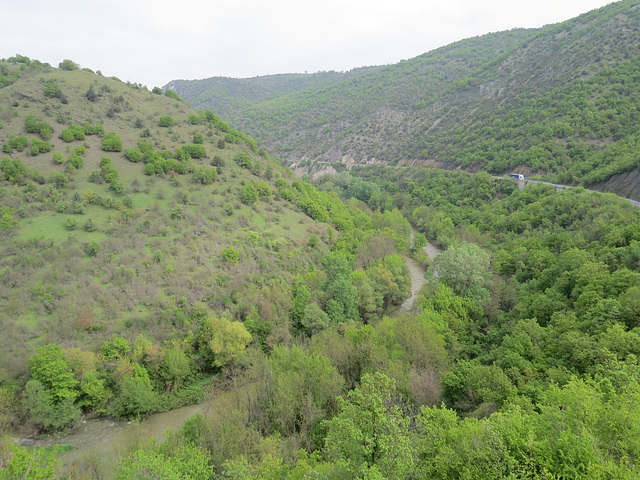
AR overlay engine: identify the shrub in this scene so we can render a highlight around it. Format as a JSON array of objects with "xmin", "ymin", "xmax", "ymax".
[
  {"xmin": 49, "ymin": 172, "xmax": 68, "ymax": 188},
  {"xmin": 85, "ymin": 85, "xmax": 98, "ymax": 102},
  {"xmin": 125, "ymin": 147, "xmax": 143, "ymax": 163},
  {"xmin": 53, "ymin": 152, "xmax": 65, "ymax": 165},
  {"xmin": 31, "ymin": 139, "xmax": 52, "ymax": 156},
  {"xmin": 158, "ymin": 116, "xmax": 174, "ymax": 127},
  {"xmin": 9, "ymin": 136, "xmax": 28, "ymax": 152},
  {"xmin": 181, "ymin": 144, "xmax": 206, "ymax": 159},
  {"xmin": 60, "ymin": 129, "xmax": 75, "ymax": 142},
  {"xmin": 188, "ymin": 114, "xmax": 200, "ymax": 125},
  {"xmin": 192, "ymin": 167, "xmax": 218, "ymax": 185},
  {"xmin": 67, "ymin": 155, "xmax": 83, "ymax": 169},
  {"xmin": 233, "ymin": 152, "xmax": 252, "ymax": 169},
  {"xmin": 74, "ymin": 145, "xmax": 86, "ymax": 156},
  {"xmin": 101, "ymin": 132, "xmax": 122, "ymax": 152},
  {"xmin": 151, "ymin": 87, "xmax": 162, "ymax": 95},
  {"xmin": 85, "ymin": 240, "xmax": 100, "ymax": 256},
  {"xmin": 65, "ymin": 218, "xmax": 78, "ymax": 230},
  {"xmin": 241, "ymin": 184, "xmax": 258, "ymax": 205},
  {"xmin": 59, "ymin": 59, "xmax": 79, "ymax": 71},
  {"xmin": 83, "ymin": 218, "xmax": 96, "ymax": 232},
  {"xmin": 164, "ymin": 90, "xmax": 183, "ymax": 102},
  {"xmin": 193, "ymin": 133, "xmax": 204, "ymax": 144},
  {"xmin": 37, "ymin": 122, "xmax": 53, "ymax": 140},
  {"xmin": 253, "ymin": 180, "xmax": 271, "ymax": 197},
  {"xmin": 217, "ymin": 139, "xmax": 225, "ymax": 149},
  {"xmin": 43, "ymin": 81, "xmax": 62, "ymax": 98},
  {"xmin": 169, "ymin": 206, "xmax": 184, "ymax": 220},
  {"xmin": 211, "ymin": 155, "xmax": 224, "ymax": 167},
  {"xmin": 24, "ymin": 115, "xmax": 38, "ymax": 134},
  {"xmin": 219, "ymin": 247, "xmax": 240, "ymax": 263},
  {"xmin": 70, "ymin": 125, "xmax": 85, "ymax": 140}
]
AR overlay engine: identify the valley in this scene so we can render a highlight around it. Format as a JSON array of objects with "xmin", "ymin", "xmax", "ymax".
[{"xmin": 3, "ymin": 2, "xmax": 640, "ymax": 478}]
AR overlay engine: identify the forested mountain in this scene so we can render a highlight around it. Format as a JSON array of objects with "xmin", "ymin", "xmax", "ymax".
[
  {"xmin": 3, "ymin": 51, "xmax": 640, "ymax": 479},
  {"xmin": 169, "ymin": 0, "xmax": 640, "ymax": 198}
]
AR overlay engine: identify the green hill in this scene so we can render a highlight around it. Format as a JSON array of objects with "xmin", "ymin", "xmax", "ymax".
[
  {"xmin": 169, "ymin": 0, "xmax": 640, "ymax": 197},
  {"xmin": 0, "ymin": 56, "xmax": 416, "ymax": 429}
]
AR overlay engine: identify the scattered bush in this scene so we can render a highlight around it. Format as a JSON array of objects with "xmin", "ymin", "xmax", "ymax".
[
  {"xmin": 67, "ymin": 155, "xmax": 83, "ymax": 169},
  {"xmin": 59, "ymin": 59, "xmax": 79, "ymax": 71},
  {"xmin": 219, "ymin": 247, "xmax": 240, "ymax": 263},
  {"xmin": 125, "ymin": 147, "xmax": 143, "ymax": 163},
  {"xmin": 53, "ymin": 152, "xmax": 65, "ymax": 165},
  {"xmin": 101, "ymin": 132, "xmax": 122, "ymax": 152},
  {"xmin": 8, "ymin": 135, "xmax": 28, "ymax": 153},
  {"xmin": 158, "ymin": 116, "xmax": 175, "ymax": 127},
  {"xmin": 233, "ymin": 152, "xmax": 252, "ymax": 169},
  {"xmin": 43, "ymin": 80, "xmax": 62, "ymax": 99}
]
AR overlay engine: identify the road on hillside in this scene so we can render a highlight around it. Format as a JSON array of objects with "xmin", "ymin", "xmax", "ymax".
[{"xmin": 503, "ymin": 177, "xmax": 640, "ymax": 208}]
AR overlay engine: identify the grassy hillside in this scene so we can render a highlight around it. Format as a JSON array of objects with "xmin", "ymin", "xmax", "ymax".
[
  {"xmin": 0, "ymin": 56, "xmax": 359, "ymax": 387},
  {"xmin": 0, "ymin": 57, "xmax": 423, "ymax": 457},
  {"xmin": 170, "ymin": 0, "xmax": 640, "ymax": 196}
]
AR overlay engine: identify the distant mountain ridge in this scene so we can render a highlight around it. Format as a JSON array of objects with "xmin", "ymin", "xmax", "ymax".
[{"xmin": 168, "ymin": 0, "xmax": 640, "ymax": 198}]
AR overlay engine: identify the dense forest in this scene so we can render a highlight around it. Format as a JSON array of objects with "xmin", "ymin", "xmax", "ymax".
[{"xmin": 170, "ymin": 0, "xmax": 640, "ymax": 199}]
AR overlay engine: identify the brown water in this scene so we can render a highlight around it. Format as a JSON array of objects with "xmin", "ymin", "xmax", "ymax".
[{"xmin": 20, "ymin": 402, "xmax": 208, "ymax": 474}]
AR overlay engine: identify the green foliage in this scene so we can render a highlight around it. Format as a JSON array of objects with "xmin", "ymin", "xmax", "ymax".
[
  {"xmin": 101, "ymin": 131, "xmax": 122, "ymax": 152},
  {"xmin": 43, "ymin": 80, "xmax": 62, "ymax": 99},
  {"xmin": 324, "ymin": 372, "xmax": 414, "ymax": 478},
  {"xmin": 85, "ymin": 84, "xmax": 98, "ymax": 101},
  {"xmin": 158, "ymin": 115, "xmax": 175, "ymax": 127},
  {"xmin": 114, "ymin": 443, "xmax": 213, "ymax": 480},
  {"xmin": 240, "ymin": 183, "xmax": 258, "ymax": 205},
  {"xmin": 49, "ymin": 172, "xmax": 68, "ymax": 188},
  {"xmin": 64, "ymin": 218, "xmax": 77, "ymax": 230},
  {"xmin": 234, "ymin": 152, "xmax": 252, "ymax": 169},
  {"xmin": 433, "ymin": 242, "xmax": 491, "ymax": 301},
  {"xmin": 27, "ymin": 345, "xmax": 78, "ymax": 402},
  {"xmin": 125, "ymin": 147, "xmax": 143, "ymax": 163},
  {"xmin": 66, "ymin": 154, "xmax": 83, "ymax": 169},
  {"xmin": 180, "ymin": 143, "xmax": 206, "ymax": 159},
  {"xmin": 164, "ymin": 89, "xmax": 185, "ymax": 102},
  {"xmin": 197, "ymin": 316, "xmax": 251, "ymax": 368},
  {"xmin": 58, "ymin": 59, "xmax": 78, "ymax": 71},
  {"xmin": 0, "ymin": 206, "xmax": 17, "ymax": 230},
  {"xmin": 219, "ymin": 246, "xmax": 240, "ymax": 263},
  {"xmin": 9, "ymin": 135, "xmax": 28, "ymax": 152},
  {"xmin": 192, "ymin": 166, "xmax": 218, "ymax": 185},
  {"xmin": 0, "ymin": 444, "xmax": 60, "ymax": 480}
]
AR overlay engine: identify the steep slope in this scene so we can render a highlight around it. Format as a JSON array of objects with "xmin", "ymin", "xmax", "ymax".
[
  {"xmin": 165, "ymin": 67, "xmax": 381, "ymax": 119},
  {"xmin": 171, "ymin": 0, "xmax": 640, "ymax": 196},
  {"xmin": 0, "ymin": 56, "xmax": 339, "ymax": 384}
]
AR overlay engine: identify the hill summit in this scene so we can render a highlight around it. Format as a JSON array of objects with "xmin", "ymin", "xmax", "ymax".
[{"xmin": 168, "ymin": 0, "xmax": 640, "ymax": 198}]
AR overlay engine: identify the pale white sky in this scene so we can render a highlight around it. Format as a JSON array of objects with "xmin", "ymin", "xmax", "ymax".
[{"xmin": 2, "ymin": 0, "xmax": 615, "ymax": 89}]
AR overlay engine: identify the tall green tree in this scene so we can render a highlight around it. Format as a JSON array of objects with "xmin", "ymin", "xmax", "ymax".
[{"xmin": 324, "ymin": 372, "xmax": 414, "ymax": 479}]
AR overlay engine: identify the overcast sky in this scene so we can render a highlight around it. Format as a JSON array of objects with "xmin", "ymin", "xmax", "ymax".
[{"xmin": 2, "ymin": 0, "xmax": 615, "ymax": 89}]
